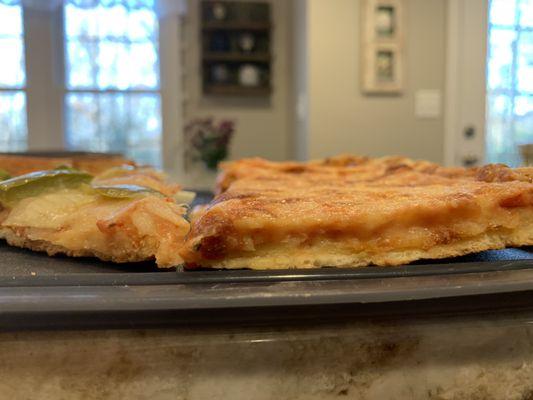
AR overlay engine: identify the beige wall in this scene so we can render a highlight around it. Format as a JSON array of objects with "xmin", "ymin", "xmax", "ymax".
[
  {"xmin": 304, "ymin": 0, "xmax": 447, "ymax": 163},
  {"xmin": 182, "ymin": 0, "xmax": 292, "ymax": 162}
]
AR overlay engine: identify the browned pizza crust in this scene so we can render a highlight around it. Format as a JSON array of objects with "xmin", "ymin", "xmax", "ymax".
[{"xmin": 181, "ymin": 156, "xmax": 533, "ymax": 269}]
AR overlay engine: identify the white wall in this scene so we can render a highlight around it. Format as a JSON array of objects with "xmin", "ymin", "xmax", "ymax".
[{"xmin": 301, "ymin": 0, "xmax": 447, "ymax": 163}]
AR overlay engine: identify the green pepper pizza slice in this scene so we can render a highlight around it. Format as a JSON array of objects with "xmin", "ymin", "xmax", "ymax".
[{"xmin": 0, "ymin": 166, "xmax": 193, "ymax": 268}]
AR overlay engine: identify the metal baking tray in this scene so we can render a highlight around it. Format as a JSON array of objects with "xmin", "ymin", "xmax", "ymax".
[{"xmin": 0, "ymin": 190, "xmax": 531, "ymax": 329}]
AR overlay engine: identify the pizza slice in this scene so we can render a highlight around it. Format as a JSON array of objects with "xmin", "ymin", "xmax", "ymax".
[
  {"xmin": 181, "ymin": 156, "xmax": 533, "ymax": 269},
  {"xmin": 0, "ymin": 166, "xmax": 192, "ymax": 268}
]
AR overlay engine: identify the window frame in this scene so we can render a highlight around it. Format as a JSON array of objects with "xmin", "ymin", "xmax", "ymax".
[{"xmin": 19, "ymin": 1, "xmax": 185, "ymax": 173}]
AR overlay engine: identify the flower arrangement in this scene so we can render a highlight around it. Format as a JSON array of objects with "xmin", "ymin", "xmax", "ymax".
[{"xmin": 184, "ymin": 117, "xmax": 235, "ymax": 170}]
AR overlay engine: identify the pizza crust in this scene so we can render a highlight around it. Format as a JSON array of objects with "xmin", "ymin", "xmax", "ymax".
[{"xmin": 0, "ymin": 228, "xmax": 156, "ymax": 264}]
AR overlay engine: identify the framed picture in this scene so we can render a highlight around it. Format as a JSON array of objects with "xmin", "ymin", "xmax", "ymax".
[
  {"xmin": 361, "ymin": 0, "xmax": 405, "ymax": 94},
  {"xmin": 375, "ymin": 5, "xmax": 396, "ymax": 38},
  {"xmin": 362, "ymin": 43, "xmax": 403, "ymax": 94}
]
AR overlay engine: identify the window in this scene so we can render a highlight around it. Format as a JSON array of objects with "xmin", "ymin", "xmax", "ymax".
[
  {"xmin": 63, "ymin": 0, "xmax": 162, "ymax": 166},
  {"xmin": 486, "ymin": 0, "xmax": 533, "ymax": 166},
  {"xmin": 0, "ymin": 0, "xmax": 27, "ymax": 152}
]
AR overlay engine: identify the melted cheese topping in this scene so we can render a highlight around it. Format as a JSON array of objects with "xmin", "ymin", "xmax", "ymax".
[{"xmin": 4, "ymin": 189, "xmax": 100, "ymax": 229}]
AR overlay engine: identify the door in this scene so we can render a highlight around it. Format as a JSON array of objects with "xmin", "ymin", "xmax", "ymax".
[
  {"xmin": 445, "ymin": 0, "xmax": 533, "ymax": 167},
  {"xmin": 444, "ymin": 0, "xmax": 488, "ymax": 167}
]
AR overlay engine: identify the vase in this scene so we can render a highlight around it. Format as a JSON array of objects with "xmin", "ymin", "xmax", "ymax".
[{"xmin": 181, "ymin": 161, "xmax": 219, "ymax": 192}]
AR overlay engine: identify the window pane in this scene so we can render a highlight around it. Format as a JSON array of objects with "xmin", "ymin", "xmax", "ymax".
[
  {"xmin": 490, "ymin": 0, "xmax": 517, "ymax": 26},
  {"xmin": 0, "ymin": 0, "xmax": 23, "ymax": 37},
  {"xmin": 520, "ymin": 0, "xmax": 533, "ymax": 28},
  {"xmin": 517, "ymin": 32, "xmax": 533, "ymax": 92},
  {"xmin": 486, "ymin": 95, "xmax": 516, "ymax": 166},
  {"xmin": 0, "ymin": 92, "xmax": 27, "ymax": 152},
  {"xmin": 64, "ymin": 3, "xmax": 99, "ymax": 39},
  {"xmin": 515, "ymin": 95, "xmax": 533, "ymax": 145},
  {"xmin": 129, "ymin": 42, "xmax": 159, "ymax": 88},
  {"xmin": 0, "ymin": 1, "xmax": 27, "ymax": 153},
  {"xmin": 127, "ymin": 94, "xmax": 161, "ymax": 166},
  {"xmin": 64, "ymin": 0, "xmax": 159, "ymax": 90},
  {"xmin": 128, "ymin": 7, "xmax": 157, "ymax": 41},
  {"xmin": 65, "ymin": 92, "xmax": 98, "ymax": 151},
  {"xmin": 98, "ymin": 3, "xmax": 128, "ymax": 38},
  {"xmin": 66, "ymin": 41, "xmax": 98, "ymax": 88},
  {"xmin": 65, "ymin": 93, "xmax": 161, "ymax": 167},
  {"xmin": 0, "ymin": 0, "xmax": 25, "ymax": 88},
  {"xmin": 0, "ymin": 38, "xmax": 25, "ymax": 88},
  {"xmin": 487, "ymin": 28, "xmax": 516, "ymax": 90},
  {"xmin": 96, "ymin": 41, "xmax": 130, "ymax": 89}
]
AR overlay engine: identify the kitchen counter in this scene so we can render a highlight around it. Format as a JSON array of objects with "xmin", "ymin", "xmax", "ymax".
[{"xmin": 2, "ymin": 311, "xmax": 533, "ymax": 399}]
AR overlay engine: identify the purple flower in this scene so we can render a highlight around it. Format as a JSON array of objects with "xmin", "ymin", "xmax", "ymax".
[{"xmin": 184, "ymin": 117, "xmax": 235, "ymax": 170}]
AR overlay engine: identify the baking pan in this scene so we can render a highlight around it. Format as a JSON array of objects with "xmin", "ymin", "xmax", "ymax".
[
  {"xmin": 0, "ymin": 189, "xmax": 531, "ymax": 329},
  {"xmin": 0, "ymin": 243, "xmax": 530, "ymax": 321}
]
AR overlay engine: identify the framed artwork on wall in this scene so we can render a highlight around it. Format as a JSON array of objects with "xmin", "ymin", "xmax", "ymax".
[{"xmin": 361, "ymin": 0, "xmax": 405, "ymax": 94}]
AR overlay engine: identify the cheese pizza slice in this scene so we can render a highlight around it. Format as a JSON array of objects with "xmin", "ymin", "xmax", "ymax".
[
  {"xmin": 0, "ymin": 166, "xmax": 192, "ymax": 268},
  {"xmin": 181, "ymin": 156, "xmax": 533, "ymax": 269}
]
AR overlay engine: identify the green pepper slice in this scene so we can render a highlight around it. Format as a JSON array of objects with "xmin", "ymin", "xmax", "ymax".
[
  {"xmin": 0, "ymin": 169, "xmax": 93, "ymax": 206},
  {"xmin": 0, "ymin": 169, "xmax": 11, "ymax": 181},
  {"xmin": 92, "ymin": 184, "xmax": 164, "ymax": 199}
]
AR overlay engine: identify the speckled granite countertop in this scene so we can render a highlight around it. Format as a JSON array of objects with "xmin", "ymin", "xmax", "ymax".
[{"xmin": 2, "ymin": 314, "xmax": 533, "ymax": 400}]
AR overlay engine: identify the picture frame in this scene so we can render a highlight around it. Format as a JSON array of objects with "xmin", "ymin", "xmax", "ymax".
[
  {"xmin": 361, "ymin": 0, "xmax": 405, "ymax": 94},
  {"xmin": 362, "ymin": 43, "xmax": 404, "ymax": 94}
]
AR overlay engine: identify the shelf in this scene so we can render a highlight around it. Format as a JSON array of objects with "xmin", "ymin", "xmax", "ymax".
[
  {"xmin": 201, "ymin": 1, "xmax": 272, "ymax": 97},
  {"xmin": 202, "ymin": 21, "xmax": 271, "ymax": 31},
  {"xmin": 202, "ymin": 52, "xmax": 271, "ymax": 62},
  {"xmin": 204, "ymin": 84, "xmax": 271, "ymax": 96}
]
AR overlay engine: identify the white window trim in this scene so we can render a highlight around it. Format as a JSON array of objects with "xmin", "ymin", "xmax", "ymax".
[
  {"xmin": 20, "ymin": 1, "xmax": 186, "ymax": 174},
  {"xmin": 23, "ymin": 4, "xmax": 64, "ymax": 150},
  {"xmin": 158, "ymin": 12, "xmax": 186, "ymax": 177}
]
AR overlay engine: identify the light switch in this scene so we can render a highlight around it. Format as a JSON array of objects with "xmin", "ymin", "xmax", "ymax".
[{"xmin": 414, "ymin": 90, "xmax": 442, "ymax": 119}]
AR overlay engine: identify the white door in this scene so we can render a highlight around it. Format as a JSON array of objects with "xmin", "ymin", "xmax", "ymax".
[
  {"xmin": 445, "ymin": 0, "xmax": 533, "ymax": 167},
  {"xmin": 444, "ymin": 0, "xmax": 488, "ymax": 167}
]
